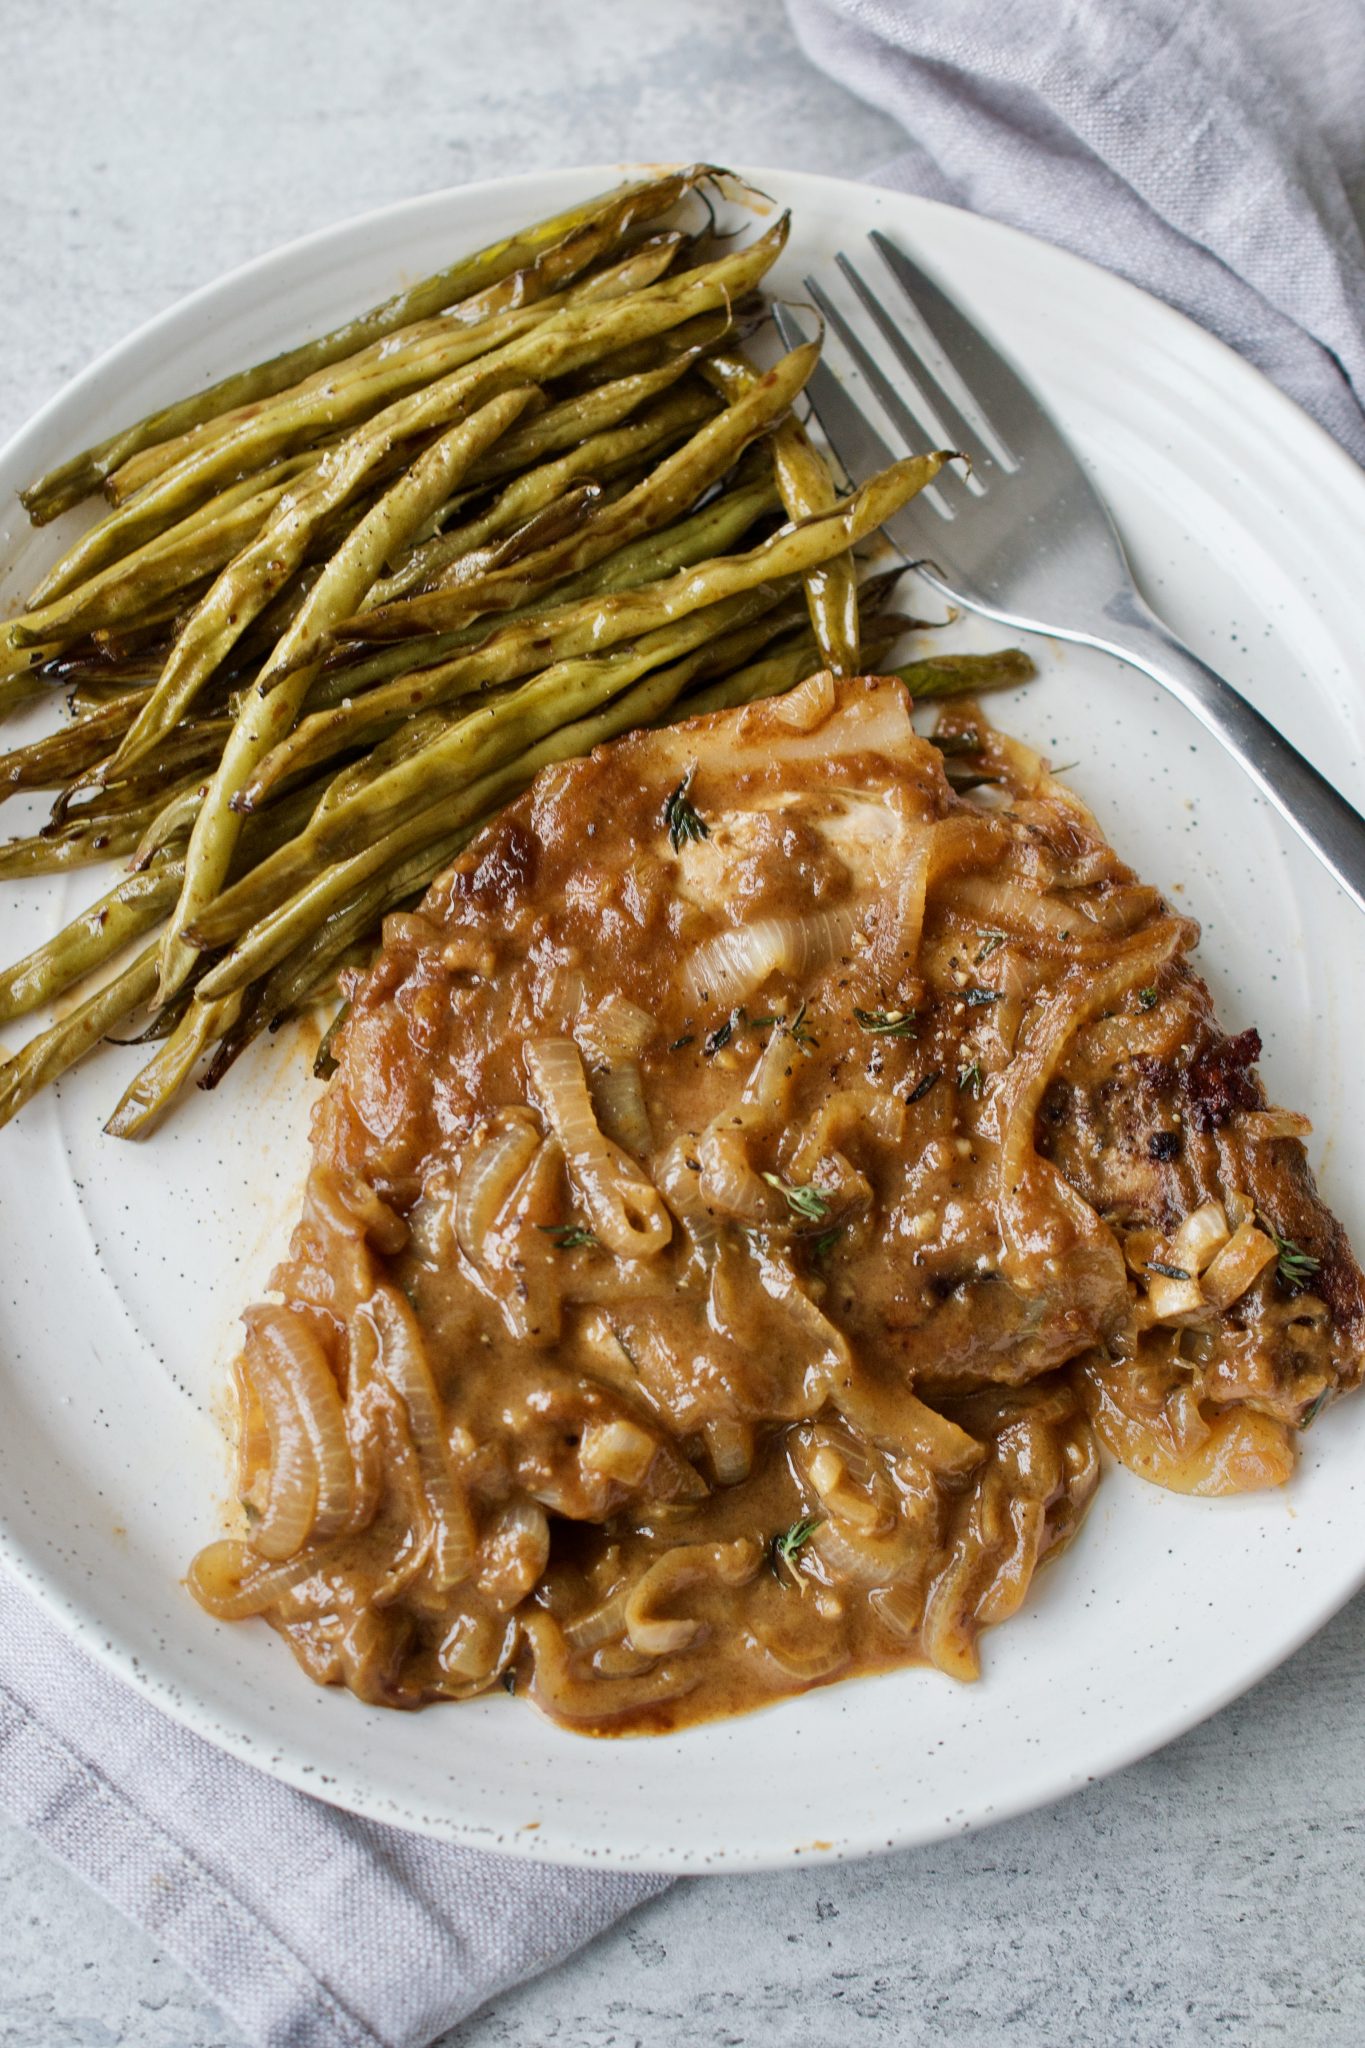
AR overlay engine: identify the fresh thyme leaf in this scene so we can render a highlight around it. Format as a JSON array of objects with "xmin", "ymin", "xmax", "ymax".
[
  {"xmin": 762, "ymin": 1171, "xmax": 831, "ymax": 1224},
  {"xmin": 787, "ymin": 999, "xmax": 817, "ymax": 1052},
  {"xmin": 770, "ymin": 1515, "xmax": 824, "ymax": 1583},
  {"xmin": 1299, "ymin": 1388, "xmax": 1331, "ymax": 1430},
  {"xmin": 962, "ymin": 986, "xmax": 1003, "ymax": 1007},
  {"xmin": 702, "ymin": 1015, "xmax": 734, "ymax": 1057},
  {"xmin": 662, "ymin": 765, "xmax": 709, "ymax": 853},
  {"xmin": 957, "ymin": 1057, "xmax": 984, "ymax": 1097},
  {"xmin": 747, "ymin": 1014, "xmax": 781, "ymax": 1030},
  {"xmin": 854, "ymin": 1005, "xmax": 918, "ymax": 1038},
  {"xmin": 1137, "ymin": 986, "xmax": 1159, "ymax": 1011},
  {"xmin": 929, "ymin": 727, "xmax": 980, "ymax": 757},
  {"xmin": 1260, "ymin": 1217, "xmax": 1321, "ymax": 1296},
  {"xmin": 909, "ymin": 1069, "xmax": 942, "ymax": 1104},
  {"xmin": 537, "ymin": 1223, "xmax": 600, "ymax": 1252},
  {"xmin": 669, "ymin": 1032, "xmax": 696, "ymax": 1051},
  {"xmin": 1146, "ymin": 1259, "xmax": 1192, "ymax": 1281},
  {"xmin": 974, "ymin": 932, "xmax": 1006, "ymax": 964}
]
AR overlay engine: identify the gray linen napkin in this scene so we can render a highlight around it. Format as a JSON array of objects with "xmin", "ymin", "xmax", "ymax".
[
  {"xmin": 785, "ymin": 0, "xmax": 1365, "ymax": 463},
  {"xmin": 0, "ymin": 1571, "xmax": 666, "ymax": 2046}
]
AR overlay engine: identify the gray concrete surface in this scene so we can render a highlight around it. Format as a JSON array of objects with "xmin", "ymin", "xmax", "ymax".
[{"xmin": 2, "ymin": 3, "xmax": 1364, "ymax": 2045}]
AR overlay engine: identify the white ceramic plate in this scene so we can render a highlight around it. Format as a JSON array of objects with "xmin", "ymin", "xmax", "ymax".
[{"xmin": 2, "ymin": 165, "xmax": 1364, "ymax": 1873}]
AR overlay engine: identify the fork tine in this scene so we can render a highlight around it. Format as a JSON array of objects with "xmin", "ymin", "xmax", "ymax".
[
  {"xmin": 804, "ymin": 274, "xmax": 970, "ymax": 514},
  {"xmin": 774, "ymin": 304, "xmax": 943, "ymax": 560},
  {"xmin": 836, "ymin": 253, "xmax": 995, "ymax": 487},
  {"xmin": 869, "ymin": 231, "xmax": 1065, "ymax": 463},
  {"xmin": 773, "ymin": 305, "xmax": 896, "ymax": 483}
]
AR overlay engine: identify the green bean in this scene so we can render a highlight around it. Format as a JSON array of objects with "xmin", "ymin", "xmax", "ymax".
[
  {"xmin": 108, "ymin": 226, "xmax": 785, "ymax": 773},
  {"xmin": 22, "ymin": 165, "xmax": 720, "ymax": 524},
  {"xmin": 108, "ymin": 378, "xmax": 539, "ymax": 783},
  {"xmin": 457, "ymin": 333, "xmax": 718, "ymax": 488},
  {"xmin": 894, "ymin": 649, "xmax": 1038, "ymax": 696},
  {"xmin": 368, "ymin": 384, "xmax": 720, "ymax": 607},
  {"xmin": 0, "ymin": 778, "xmax": 206, "ymax": 876},
  {"xmin": 104, "ymin": 990, "xmax": 244, "ymax": 1138},
  {"xmin": 347, "ymin": 337, "xmax": 818, "ymax": 645},
  {"xmin": 0, "ymin": 941, "xmax": 160, "ymax": 1129},
  {"xmin": 247, "ymin": 452, "xmax": 938, "ymax": 822},
  {"xmin": 0, "ymin": 860, "xmax": 184, "ymax": 1023},
  {"xmin": 681, "ymin": 609, "xmax": 908, "ymax": 722},
  {"xmin": 14, "ymin": 468, "xmax": 308, "ymax": 650},
  {"xmin": 703, "ymin": 349, "xmax": 860, "ymax": 676},
  {"xmin": 100, "ymin": 236, "xmax": 679, "ymax": 549},
  {"xmin": 156, "ymin": 387, "xmax": 541, "ymax": 1003},
  {"xmin": 0, "ymin": 692, "xmax": 144, "ymax": 796},
  {"xmin": 303, "ymin": 468, "xmax": 780, "ymax": 720}
]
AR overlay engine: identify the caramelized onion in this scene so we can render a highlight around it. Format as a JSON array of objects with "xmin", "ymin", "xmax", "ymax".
[
  {"xmin": 591, "ymin": 1061, "xmax": 654, "ymax": 1160},
  {"xmin": 623, "ymin": 1538, "xmax": 760, "ymax": 1655},
  {"xmin": 475, "ymin": 1498, "xmax": 551, "ymax": 1610},
  {"xmin": 682, "ymin": 906, "xmax": 858, "ymax": 1009},
  {"xmin": 701, "ymin": 1417, "xmax": 754, "ymax": 1484},
  {"xmin": 244, "ymin": 1306, "xmax": 356, "ymax": 1544},
  {"xmin": 1201, "ymin": 1220, "xmax": 1278, "ymax": 1310},
  {"xmin": 455, "ymin": 1110, "xmax": 542, "ymax": 1265},
  {"xmin": 574, "ymin": 992, "xmax": 657, "ymax": 1064},
  {"xmin": 187, "ymin": 1538, "xmax": 344, "ymax": 1619},
  {"xmin": 525, "ymin": 1037, "xmax": 671, "ymax": 1258},
  {"xmin": 363, "ymin": 1284, "xmax": 475, "ymax": 1588},
  {"xmin": 240, "ymin": 1346, "xmax": 318, "ymax": 1562},
  {"xmin": 523, "ymin": 1611, "xmax": 696, "ymax": 1721}
]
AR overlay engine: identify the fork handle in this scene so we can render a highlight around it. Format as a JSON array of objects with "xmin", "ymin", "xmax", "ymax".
[{"xmin": 1098, "ymin": 593, "xmax": 1365, "ymax": 917}]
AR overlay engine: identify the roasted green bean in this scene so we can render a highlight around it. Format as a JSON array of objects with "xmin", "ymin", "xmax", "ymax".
[{"xmin": 22, "ymin": 165, "xmax": 721, "ymax": 524}]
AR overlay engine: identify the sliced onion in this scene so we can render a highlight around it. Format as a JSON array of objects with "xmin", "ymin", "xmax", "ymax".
[
  {"xmin": 591, "ymin": 1061, "xmax": 653, "ymax": 1160},
  {"xmin": 523, "ymin": 1611, "xmax": 695, "ymax": 1723},
  {"xmin": 1201, "ymin": 1221, "xmax": 1278, "ymax": 1310},
  {"xmin": 574, "ymin": 992, "xmax": 657, "ymax": 1064},
  {"xmin": 1244, "ymin": 1108, "xmax": 1313, "ymax": 1142},
  {"xmin": 474, "ymin": 1497, "xmax": 551, "ymax": 1610},
  {"xmin": 701, "ymin": 1417, "xmax": 754, "ymax": 1485},
  {"xmin": 563, "ymin": 1588, "xmax": 629, "ymax": 1651},
  {"xmin": 655, "ymin": 1140, "xmax": 719, "ymax": 1262},
  {"xmin": 525, "ymin": 1037, "xmax": 671, "ymax": 1258},
  {"xmin": 363, "ymin": 1283, "xmax": 475, "ymax": 1589},
  {"xmin": 751, "ymin": 1625, "xmax": 851, "ymax": 1684},
  {"xmin": 697, "ymin": 1124, "xmax": 772, "ymax": 1222},
  {"xmin": 868, "ymin": 1579, "xmax": 925, "ymax": 1642},
  {"xmin": 683, "ymin": 906, "xmax": 858, "ymax": 1010},
  {"xmin": 766, "ymin": 667, "xmax": 836, "ymax": 730},
  {"xmin": 579, "ymin": 1416, "xmax": 659, "ymax": 1487},
  {"xmin": 623, "ymin": 1538, "xmax": 761, "ymax": 1656},
  {"xmin": 240, "ymin": 1344, "xmax": 318, "ymax": 1562},
  {"xmin": 187, "ymin": 1538, "xmax": 344, "ymax": 1620},
  {"xmin": 455, "ymin": 1111, "xmax": 542, "ymax": 1265},
  {"xmin": 1168, "ymin": 1201, "xmax": 1230, "ymax": 1278},
  {"xmin": 812, "ymin": 1513, "xmax": 918, "ymax": 1587},
  {"xmin": 245, "ymin": 1306, "xmax": 356, "ymax": 1543}
]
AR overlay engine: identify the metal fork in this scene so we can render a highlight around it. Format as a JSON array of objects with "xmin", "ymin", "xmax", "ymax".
[{"xmin": 776, "ymin": 236, "xmax": 1365, "ymax": 915}]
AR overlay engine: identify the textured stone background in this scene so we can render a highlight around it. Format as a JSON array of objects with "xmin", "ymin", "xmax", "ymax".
[{"xmin": 3, "ymin": 2, "xmax": 1365, "ymax": 2044}]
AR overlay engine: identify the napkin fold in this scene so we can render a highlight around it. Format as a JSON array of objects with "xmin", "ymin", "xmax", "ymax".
[
  {"xmin": 0, "ymin": 1571, "xmax": 666, "ymax": 2048},
  {"xmin": 785, "ymin": 0, "xmax": 1365, "ymax": 464}
]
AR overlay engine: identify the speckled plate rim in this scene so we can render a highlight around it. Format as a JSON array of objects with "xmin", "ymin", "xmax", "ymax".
[{"xmin": 2, "ymin": 162, "xmax": 1365, "ymax": 1871}]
